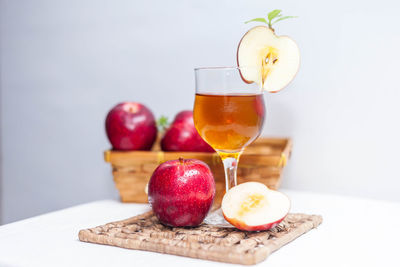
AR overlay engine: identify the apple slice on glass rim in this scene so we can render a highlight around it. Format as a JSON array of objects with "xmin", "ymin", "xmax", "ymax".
[
  {"xmin": 237, "ymin": 10, "xmax": 300, "ymax": 93},
  {"xmin": 221, "ymin": 182, "xmax": 290, "ymax": 231}
]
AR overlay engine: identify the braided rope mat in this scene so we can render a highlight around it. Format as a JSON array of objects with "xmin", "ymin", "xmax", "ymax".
[{"xmin": 79, "ymin": 211, "xmax": 322, "ymax": 265}]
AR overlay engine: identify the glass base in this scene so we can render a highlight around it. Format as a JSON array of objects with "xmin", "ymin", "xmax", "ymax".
[{"xmin": 203, "ymin": 208, "xmax": 234, "ymax": 228}]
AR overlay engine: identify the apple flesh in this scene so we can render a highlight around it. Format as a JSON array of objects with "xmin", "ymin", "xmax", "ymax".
[
  {"xmin": 222, "ymin": 182, "xmax": 290, "ymax": 231},
  {"xmin": 105, "ymin": 102, "xmax": 157, "ymax": 150},
  {"xmin": 148, "ymin": 158, "xmax": 216, "ymax": 227},
  {"xmin": 161, "ymin": 110, "xmax": 214, "ymax": 152},
  {"xmin": 237, "ymin": 26, "xmax": 300, "ymax": 93}
]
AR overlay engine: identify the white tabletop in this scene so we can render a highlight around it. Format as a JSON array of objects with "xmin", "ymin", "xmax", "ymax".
[{"xmin": 0, "ymin": 190, "xmax": 399, "ymax": 267}]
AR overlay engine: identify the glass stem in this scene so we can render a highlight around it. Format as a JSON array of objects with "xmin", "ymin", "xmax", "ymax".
[{"xmin": 219, "ymin": 152, "xmax": 242, "ymax": 192}]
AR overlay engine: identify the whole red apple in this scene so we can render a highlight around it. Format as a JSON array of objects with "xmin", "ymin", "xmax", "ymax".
[
  {"xmin": 148, "ymin": 158, "xmax": 215, "ymax": 227},
  {"xmin": 105, "ymin": 102, "xmax": 157, "ymax": 150},
  {"xmin": 161, "ymin": 110, "xmax": 214, "ymax": 152}
]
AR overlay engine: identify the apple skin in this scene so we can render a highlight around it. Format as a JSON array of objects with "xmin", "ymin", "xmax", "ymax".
[
  {"xmin": 172, "ymin": 110, "xmax": 193, "ymax": 125},
  {"xmin": 222, "ymin": 213, "xmax": 287, "ymax": 231},
  {"xmin": 161, "ymin": 110, "xmax": 214, "ymax": 152},
  {"xmin": 148, "ymin": 158, "xmax": 216, "ymax": 227},
  {"xmin": 105, "ymin": 102, "xmax": 157, "ymax": 151}
]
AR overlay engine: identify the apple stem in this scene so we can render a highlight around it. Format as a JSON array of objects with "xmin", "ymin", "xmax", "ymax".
[
  {"xmin": 179, "ymin": 157, "xmax": 184, "ymax": 164},
  {"xmin": 268, "ymin": 25, "xmax": 275, "ymax": 33}
]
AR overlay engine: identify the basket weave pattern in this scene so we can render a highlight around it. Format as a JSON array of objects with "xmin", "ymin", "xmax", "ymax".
[
  {"xmin": 79, "ymin": 211, "xmax": 322, "ymax": 265},
  {"xmin": 105, "ymin": 138, "xmax": 292, "ymax": 204}
]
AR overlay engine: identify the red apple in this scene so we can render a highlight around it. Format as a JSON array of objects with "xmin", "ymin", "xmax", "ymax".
[
  {"xmin": 222, "ymin": 182, "xmax": 290, "ymax": 231},
  {"xmin": 148, "ymin": 158, "xmax": 216, "ymax": 227},
  {"xmin": 105, "ymin": 102, "xmax": 157, "ymax": 150},
  {"xmin": 161, "ymin": 110, "xmax": 214, "ymax": 152}
]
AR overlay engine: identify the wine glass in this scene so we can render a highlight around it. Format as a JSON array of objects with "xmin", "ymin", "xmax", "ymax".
[{"xmin": 193, "ymin": 67, "xmax": 265, "ymax": 197}]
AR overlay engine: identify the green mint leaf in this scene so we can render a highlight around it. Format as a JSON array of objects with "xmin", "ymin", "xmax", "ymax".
[
  {"xmin": 267, "ymin": 9, "xmax": 282, "ymax": 21},
  {"xmin": 244, "ymin": 18, "xmax": 268, "ymax": 24},
  {"xmin": 272, "ymin": 16, "xmax": 298, "ymax": 25},
  {"xmin": 245, "ymin": 9, "xmax": 297, "ymax": 30}
]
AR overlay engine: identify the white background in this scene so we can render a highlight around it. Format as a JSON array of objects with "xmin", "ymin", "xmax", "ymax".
[{"xmin": 1, "ymin": 0, "xmax": 400, "ymax": 224}]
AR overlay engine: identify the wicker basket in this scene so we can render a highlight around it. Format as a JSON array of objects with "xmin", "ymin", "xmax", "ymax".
[{"xmin": 104, "ymin": 137, "xmax": 292, "ymax": 204}]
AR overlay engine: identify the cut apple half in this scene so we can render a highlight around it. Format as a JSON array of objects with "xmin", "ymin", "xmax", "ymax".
[
  {"xmin": 237, "ymin": 26, "xmax": 300, "ymax": 93},
  {"xmin": 222, "ymin": 182, "xmax": 290, "ymax": 231}
]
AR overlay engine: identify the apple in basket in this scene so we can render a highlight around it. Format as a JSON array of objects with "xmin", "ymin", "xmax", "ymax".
[
  {"xmin": 105, "ymin": 102, "xmax": 157, "ymax": 150},
  {"xmin": 148, "ymin": 158, "xmax": 215, "ymax": 227},
  {"xmin": 160, "ymin": 110, "xmax": 214, "ymax": 152}
]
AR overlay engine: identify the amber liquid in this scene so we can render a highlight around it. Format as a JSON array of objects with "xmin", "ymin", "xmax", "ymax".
[{"xmin": 194, "ymin": 93, "xmax": 265, "ymax": 153}]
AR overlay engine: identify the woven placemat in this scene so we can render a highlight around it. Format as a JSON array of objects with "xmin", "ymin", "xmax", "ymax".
[{"xmin": 79, "ymin": 211, "xmax": 322, "ymax": 265}]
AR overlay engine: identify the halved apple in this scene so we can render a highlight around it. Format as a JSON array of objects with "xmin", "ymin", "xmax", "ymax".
[
  {"xmin": 222, "ymin": 182, "xmax": 290, "ymax": 231},
  {"xmin": 237, "ymin": 26, "xmax": 300, "ymax": 93}
]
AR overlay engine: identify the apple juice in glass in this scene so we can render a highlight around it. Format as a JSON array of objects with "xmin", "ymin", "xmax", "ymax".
[
  {"xmin": 194, "ymin": 67, "xmax": 265, "ymax": 192},
  {"xmin": 190, "ymin": 11, "xmax": 299, "ymax": 229}
]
